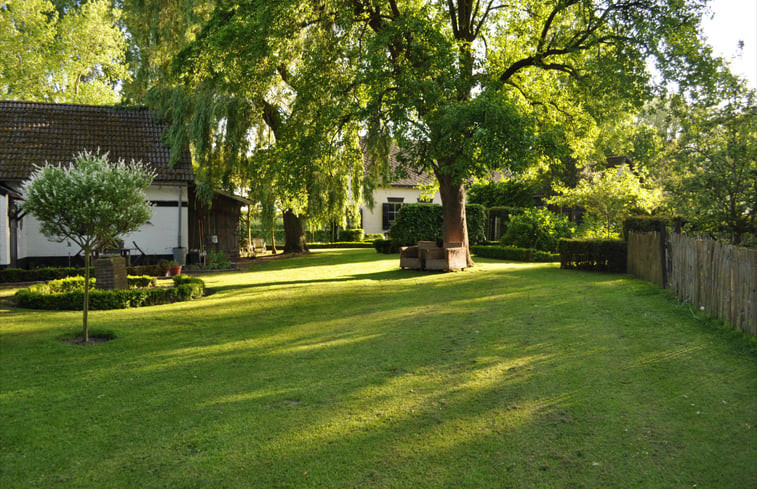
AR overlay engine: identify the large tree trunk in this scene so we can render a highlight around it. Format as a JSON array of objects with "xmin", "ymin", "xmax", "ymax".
[
  {"xmin": 283, "ymin": 209, "xmax": 308, "ymax": 254},
  {"xmin": 436, "ymin": 170, "xmax": 473, "ymax": 267}
]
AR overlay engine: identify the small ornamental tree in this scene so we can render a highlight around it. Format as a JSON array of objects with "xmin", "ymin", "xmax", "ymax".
[{"xmin": 21, "ymin": 152, "xmax": 154, "ymax": 342}]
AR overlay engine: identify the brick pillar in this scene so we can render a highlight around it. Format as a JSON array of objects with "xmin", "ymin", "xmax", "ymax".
[{"xmin": 95, "ymin": 256, "xmax": 128, "ymax": 290}]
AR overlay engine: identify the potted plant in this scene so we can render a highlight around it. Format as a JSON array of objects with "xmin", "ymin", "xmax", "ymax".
[{"xmin": 168, "ymin": 260, "xmax": 182, "ymax": 276}]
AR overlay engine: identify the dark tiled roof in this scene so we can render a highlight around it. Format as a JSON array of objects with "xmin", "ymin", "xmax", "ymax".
[
  {"xmin": 389, "ymin": 151, "xmax": 435, "ymax": 188},
  {"xmin": 0, "ymin": 101, "xmax": 193, "ymax": 183}
]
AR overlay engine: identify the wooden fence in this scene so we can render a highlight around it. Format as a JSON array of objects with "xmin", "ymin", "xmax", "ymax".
[
  {"xmin": 627, "ymin": 231, "xmax": 665, "ymax": 287},
  {"xmin": 628, "ymin": 231, "xmax": 757, "ymax": 336}
]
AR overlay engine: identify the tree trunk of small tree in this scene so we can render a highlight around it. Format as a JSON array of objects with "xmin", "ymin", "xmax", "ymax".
[
  {"xmin": 82, "ymin": 249, "xmax": 91, "ymax": 342},
  {"xmin": 283, "ymin": 209, "xmax": 308, "ymax": 253},
  {"xmin": 436, "ymin": 169, "xmax": 473, "ymax": 267}
]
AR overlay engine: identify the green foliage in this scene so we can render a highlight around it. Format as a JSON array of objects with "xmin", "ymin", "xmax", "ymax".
[
  {"xmin": 20, "ymin": 151, "xmax": 154, "ymax": 341},
  {"xmin": 558, "ymin": 239, "xmax": 628, "ymax": 273},
  {"xmin": 467, "ymin": 180, "xmax": 535, "ymax": 208},
  {"xmin": 0, "ymin": 266, "xmax": 89, "ymax": 283},
  {"xmin": 15, "ymin": 276, "xmax": 205, "ymax": 310},
  {"xmin": 0, "ymin": 0, "xmax": 130, "ymax": 104},
  {"xmin": 500, "ymin": 208, "xmax": 574, "ymax": 252},
  {"xmin": 127, "ymin": 275, "xmax": 157, "ymax": 288},
  {"xmin": 26, "ymin": 275, "xmax": 157, "ymax": 294},
  {"xmin": 389, "ymin": 204, "xmax": 444, "ymax": 247},
  {"xmin": 389, "ymin": 204, "xmax": 487, "ymax": 247},
  {"xmin": 549, "ymin": 165, "xmax": 663, "ymax": 238},
  {"xmin": 465, "ymin": 204, "xmax": 488, "ymax": 245},
  {"xmin": 338, "ymin": 229, "xmax": 364, "ymax": 242},
  {"xmin": 0, "ymin": 265, "xmax": 170, "ymax": 283},
  {"xmin": 670, "ymin": 97, "xmax": 756, "ymax": 245},
  {"xmin": 205, "ymin": 251, "xmax": 231, "ymax": 269},
  {"xmin": 471, "ymin": 245, "xmax": 558, "ymax": 263},
  {"xmin": 373, "ymin": 239, "xmax": 399, "ymax": 254},
  {"xmin": 308, "ymin": 242, "xmax": 374, "ymax": 249},
  {"xmin": 21, "ymin": 152, "xmax": 154, "ymax": 252},
  {"xmin": 623, "ymin": 216, "xmax": 674, "ymax": 238}
]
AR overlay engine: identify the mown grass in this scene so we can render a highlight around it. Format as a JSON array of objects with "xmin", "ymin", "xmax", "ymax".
[{"xmin": 1, "ymin": 249, "xmax": 755, "ymax": 488}]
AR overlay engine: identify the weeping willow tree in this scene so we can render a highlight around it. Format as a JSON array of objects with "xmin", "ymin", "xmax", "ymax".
[{"xmin": 125, "ymin": 1, "xmax": 381, "ymax": 253}]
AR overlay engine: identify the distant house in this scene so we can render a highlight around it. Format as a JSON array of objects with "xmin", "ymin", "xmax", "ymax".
[
  {"xmin": 360, "ymin": 146, "xmax": 441, "ymax": 236},
  {"xmin": 0, "ymin": 101, "xmax": 248, "ymax": 268}
]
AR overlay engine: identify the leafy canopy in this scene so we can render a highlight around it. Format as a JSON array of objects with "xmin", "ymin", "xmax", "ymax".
[
  {"xmin": 0, "ymin": 0, "xmax": 131, "ymax": 104},
  {"xmin": 21, "ymin": 151, "xmax": 154, "ymax": 252},
  {"xmin": 21, "ymin": 151, "xmax": 154, "ymax": 342},
  {"xmin": 548, "ymin": 165, "xmax": 663, "ymax": 238},
  {"xmin": 671, "ymin": 95, "xmax": 757, "ymax": 245}
]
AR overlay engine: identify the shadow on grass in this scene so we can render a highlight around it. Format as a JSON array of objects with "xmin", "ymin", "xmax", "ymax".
[{"xmin": 2, "ymin": 249, "xmax": 756, "ymax": 488}]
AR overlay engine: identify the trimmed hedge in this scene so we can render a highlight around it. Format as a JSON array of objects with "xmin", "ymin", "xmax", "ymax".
[
  {"xmin": 14, "ymin": 276, "xmax": 205, "ymax": 310},
  {"xmin": 25, "ymin": 275, "xmax": 157, "ymax": 294},
  {"xmin": 558, "ymin": 239, "xmax": 627, "ymax": 273},
  {"xmin": 466, "ymin": 204, "xmax": 488, "ymax": 245},
  {"xmin": 0, "ymin": 267, "xmax": 91, "ymax": 283},
  {"xmin": 622, "ymin": 215, "xmax": 680, "ymax": 238},
  {"xmin": 471, "ymin": 245, "xmax": 558, "ymax": 262},
  {"xmin": 389, "ymin": 204, "xmax": 443, "ymax": 246},
  {"xmin": 0, "ymin": 264, "xmax": 168, "ymax": 283},
  {"xmin": 338, "ymin": 229, "xmax": 365, "ymax": 242},
  {"xmin": 373, "ymin": 238, "xmax": 399, "ymax": 254},
  {"xmin": 308, "ymin": 242, "xmax": 374, "ymax": 249},
  {"xmin": 388, "ymin": 203, "xmax": 489, "ymax": 247}
]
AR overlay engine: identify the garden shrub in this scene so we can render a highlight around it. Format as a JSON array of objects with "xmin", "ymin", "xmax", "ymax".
[
  {"xmin": 364, "ymin": 233, "xmax": 384, "ymax": 241},
  {"xmin": 623, "ymin": 215, "xmax": 673, "ymax": 238},
  {"xmin": 128, "ymin": 275, "xmax": 157, "ymax": 288},
  {"xmin": 14, "ymin": 276, "xmax": 205, "ymax": 310},
  {"xmin": 466, "ymin": 204, "xmax": 488, "ymax": 245},
  {"xmin": 0, "ymin": 264, "xmax": 172, "ymax": 284},
  {"xmin": 338, "ymin": 228, "xmax": 365, "ymax": 242},
  {"xmin": 373, "ymin": 238, "xmax": 399, "ymax": 254},
  {"xmin": 308, "ymin": 242, "xmax": 374, "ymax": 249},
  {"xmin": 558, "ymin": 238, "xmax": 627, "ymax": 273},
  {"xmin": 206, "ymin": 250, "xmax": 231, "ymax": 269},
  {"xmin": 388, "ymin": 203, "xmax": 489, "ymax": 247},
  {"xmin": 500, "ymin": 208, "xmax": 574, "ymax": 252},
  {"xmin": 467, "ymin": 180, "xmax": 535, "ymax": 208},
  {"xmin": 471, "ymin": 245, "xmax": 558, "ymax": 262},
  {"xmin": 389, "ymin": 204, "xmax": 443, "ymax": 246},
  {"xmin": 0, "ymin": 266, "xmax": 93, "ymax": 283}
]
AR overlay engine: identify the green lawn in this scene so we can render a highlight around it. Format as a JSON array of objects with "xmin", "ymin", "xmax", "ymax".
[{"xmin": 1, "ymin": 249, "xmax": 755, "ymax": 488}]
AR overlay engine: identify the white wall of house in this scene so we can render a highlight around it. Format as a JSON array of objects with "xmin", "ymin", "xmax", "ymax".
[
  {"xmin": 361, "ymin": 186, "xmax": 442, "ymax": 236},
  {"xmin": 14, "ymin": 184, "xmax": 189, "ymax": 262},
  {"xmin": 0, "ymin": 194, "xmax": 9, "ymax": 266}
]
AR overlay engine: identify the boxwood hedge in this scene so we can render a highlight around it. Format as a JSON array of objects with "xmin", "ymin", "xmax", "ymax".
[
  {"xmin": 471, "ymin": 245, "xmax": 559, "ymax": 262},
  {"xmin": 14, "ymin": 276, "xmax": 205, "ymax": 310},
  {"xmin": 558, "ymin": 239, "xmax": 627, "ymax": 273}
]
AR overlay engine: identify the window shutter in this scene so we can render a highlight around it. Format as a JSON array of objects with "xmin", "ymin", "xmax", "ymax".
[{"xmin": 382, "ymin": 203, "xmax": 390, "ymax": 230}]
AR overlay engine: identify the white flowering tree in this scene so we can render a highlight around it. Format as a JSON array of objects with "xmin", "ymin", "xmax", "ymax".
[{"xmin": 21, "ymin": 152, "xmax": 154, "ymax": 342}]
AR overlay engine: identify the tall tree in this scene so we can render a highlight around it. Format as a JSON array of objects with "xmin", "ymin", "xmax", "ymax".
[
  {"xmin": 152, "ymin": 2, "xmax": 370, "ymax": 253},
  {"xmin": 0, "ymin": 0, "xmax": 130, "ymax": 104},
  {"xmin": 343, "ymin": 0, "xmax": 723, "ymax": 264},
  {"xmin": 671, "ymin": 93, "xmax": 756, "ymax": 245}
]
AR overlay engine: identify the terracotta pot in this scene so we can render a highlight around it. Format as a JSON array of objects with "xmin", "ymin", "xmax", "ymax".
[{"xmin": 169, "ymin": 265, "xmax": 182, "ymax": 276}]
